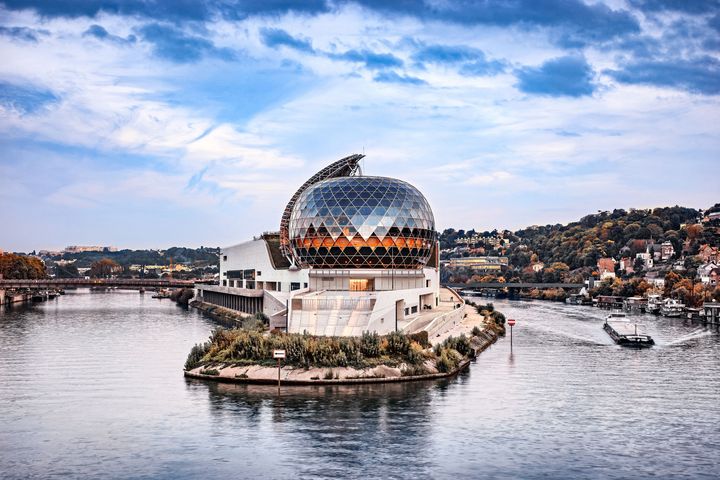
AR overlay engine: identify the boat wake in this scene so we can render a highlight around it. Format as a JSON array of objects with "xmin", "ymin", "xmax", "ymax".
[
  {"xmin": 522, "ymin": 323, "xmax": 607, "ymax": 346},
  {"xmin": 661, "ymin": 329, "xmax": 713, "ymax": 347}
]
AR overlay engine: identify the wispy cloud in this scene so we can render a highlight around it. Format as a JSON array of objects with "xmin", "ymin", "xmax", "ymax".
[
  {"xmin": 137, "ymin": 23, "xmax": 236, "ymax": 63},
  {"xmin": 605, "ymin": 56, "xmax": 720, "ymax": 95},
  {"xmin": 0, "ymin": 81, "xmax": 59, "ymax": 115},
  {"xmin": 260, "ymin": 27, "xmax": 314, "ymax": 53},
  {"xmin": 373, "ymin": 71, "xmax": 425, "ymax": 85}
]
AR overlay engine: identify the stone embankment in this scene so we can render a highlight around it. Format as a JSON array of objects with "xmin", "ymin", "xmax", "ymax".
[{"xmin": 190, "ymin": 300, "xmax": 249, "ymax": 326}]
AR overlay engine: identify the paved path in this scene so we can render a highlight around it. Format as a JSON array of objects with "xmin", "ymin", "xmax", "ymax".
[{"xmin": 401, "ymin": 288, "xmax": 463, "ymax": 334}]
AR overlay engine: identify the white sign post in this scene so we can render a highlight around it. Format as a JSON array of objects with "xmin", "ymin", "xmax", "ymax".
[{"xmin": 273, "ymin": 350, "xmax": 286, "ymax": 387}]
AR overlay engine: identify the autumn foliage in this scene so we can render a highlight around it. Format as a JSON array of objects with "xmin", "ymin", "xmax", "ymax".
[{"xmin": 0, "ymin": 253, "xmax": 46, "ymax": 279}]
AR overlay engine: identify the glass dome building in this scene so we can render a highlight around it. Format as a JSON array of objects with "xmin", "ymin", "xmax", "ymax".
[{"xmin": 288, "ymin": 176, "xmax": 436, "ymax": 269}]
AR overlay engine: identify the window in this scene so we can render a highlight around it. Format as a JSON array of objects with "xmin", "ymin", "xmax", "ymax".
[
  {"xmin": 411, "ymin": 305, "xmax": 418, "ymax": 314},
  {"xmin": 227, "ymin": 270, "xmax": 243, "ymax": 279},
  {"xmin": 222, "ymin": 280, "xmax": 227, "ymax": 286},
  {"xmin": 404, "ymin": 307, "xmax": 409, "ymax": 316},
  {"xmin": 426, "ymin": 279, "xmax": 431, "ymax": 288},
  {"xmin": 349, "ymin": 279, "xmax": 373, "ymax": 291},
  {"xmin": 223, "ymin": 255, "xmax": 227, "ymax": 262},
  {"xmin": 291, "ymin": 282, "xmax": 301, "ymax": 291},
  {"xmin": 257, "ymin": 271, "xmax": 262, "ymax": 276}
]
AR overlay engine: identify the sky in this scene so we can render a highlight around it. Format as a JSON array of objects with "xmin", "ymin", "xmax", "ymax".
[{"xmin": 0, "ymin": 0, "xmax": 718, "ymax": 252}]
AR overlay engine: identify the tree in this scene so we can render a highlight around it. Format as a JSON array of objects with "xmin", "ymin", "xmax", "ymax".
[
  {"xmin": 55, "ymin": 264, "xmax": 79, "ymax": 278},
  {"xmin": 633, "ymin": 257, "xmax": 644, "ymax": 272},
  {"xmin": 89, "ymin": 258, "xmax": 122, "ymax": 278},
  {"xmin": 663, "ymin": 271, "xmax": 681, "ymax": 297},
  {"xmin": 0, "ymin": 254, "xmax": 46, "ymax": 279}
]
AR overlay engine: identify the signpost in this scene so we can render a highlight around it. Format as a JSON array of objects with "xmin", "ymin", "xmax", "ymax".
[
  {"xmin": 507, "ymin": 319, "xmax": 516, "ymax": 352},
  {"xmin": 274, "ymin": 350, "xmax": 286, "ymax": 388}
]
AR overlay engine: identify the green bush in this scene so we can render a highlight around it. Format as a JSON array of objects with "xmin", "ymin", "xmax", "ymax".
[
  {"xmin": 184, "ymin": 342, "xmax": 209, "ymax": 370},
  {"xmin": 471, "ymin": 326, "xmax": 482, "ymax": 337},
  {"xmin": 360, "ymin": 331, "xmax": 381, "ymax": 357},
  {"xmin": 491, "ymin": 311, "xmax": 506, "ymax": 324},
  {"xmin": 443, "ymin": 334, "xmax": 472, "ymax": 357},
  {"xmin": 436, "ymin": 349, "xmax": 458, "ymax": 373},
  {"xmin": 408, "ymin": 331, "xmax": 430, "ymax": 348},
  {"xmin": 324, "ymin": 369, "xmax": 335, "ymax": 380},
  {"xmin": 200, "ymin": 368, "xmax": 219, "ymax": 376}
]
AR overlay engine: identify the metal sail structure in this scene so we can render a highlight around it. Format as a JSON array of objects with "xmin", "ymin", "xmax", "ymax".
[{"xmin": 279, "ymin": 153, "xmax": 364, "ymax": 263}]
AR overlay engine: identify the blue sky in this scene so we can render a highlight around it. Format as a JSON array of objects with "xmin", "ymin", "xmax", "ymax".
[{"xmin": 0, "ymin": 0, "xmax": 718, "ymax": 251}]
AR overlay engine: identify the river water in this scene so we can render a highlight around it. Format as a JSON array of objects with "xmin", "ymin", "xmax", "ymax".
[{"xmin": 1, "ymin": 290, "xmax": 718, "ymax": 479}]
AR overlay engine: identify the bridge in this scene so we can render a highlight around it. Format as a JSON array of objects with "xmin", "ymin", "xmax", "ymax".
[
  {"xmin": 444, "ymin": 282, "xmax": 585, "ymax": 290},
  {"xmin": 0, "ymin": 278, "xmax": 197, "ymax": 289}
]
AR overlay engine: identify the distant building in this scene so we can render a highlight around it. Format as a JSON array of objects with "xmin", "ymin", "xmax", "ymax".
[
  {"xmin": 702, "ymin": 212, "xmax": 720, "ymax": 223},
  {"xmin": 644, "ymin": 272, "xmax": 665, "ymax": 287},
  {"xmin": 64, "ymin": 246, "xmax": 118, "ymax": 253},
  {"xmin": 660, "ymin": 241, "xmax": 675, "ymax": 261},
  {"xmin": 635, "ymin": 250, "xmax": 654, "ymax": 269},
  {"xmin": 597, "ymin": 257, "xmax": 616, "ymax": 280},
  {"xmin": 619, "ymin": 257, "xmax": 634, "ymax": 274},
  {"xmin": 698, "ymin": 245, "xmax": 719, "ymax": 263},
  {"xmin": 710, "ymin": 268, "xmax": 720, "ymax": 286},
  {"xmin": 698, "ymin": 262, "xmax": 720, "ymax": 284},
  {"xmin": 447, "ymin": 256, "xmax": 509, "ymax": 272}
]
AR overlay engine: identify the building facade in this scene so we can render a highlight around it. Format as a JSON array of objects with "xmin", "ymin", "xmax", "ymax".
[{"xmin": 196, "ymin": 154, "xmax": 440, "ymax": 336}]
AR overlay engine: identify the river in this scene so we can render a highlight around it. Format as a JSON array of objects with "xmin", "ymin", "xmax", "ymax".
[{"xmin": 1, "ymin": 290, "xmax": 718, "ymax": 479}]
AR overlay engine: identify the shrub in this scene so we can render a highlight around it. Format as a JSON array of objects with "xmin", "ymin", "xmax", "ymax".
[
  {"xmin": 443, "ymin": 334, "xmax": 472, "ymax": 357},
  {"xmin": 471, "ymin": 326, "xmax": 482, "ymax": 337},
  {"xmin": 361, "ymin": 331, "xmax": 381, "ymax": 357},
  {"xmin": 408, "ymin": 331, "xmax": 430, "ymax": 348},
  {"xmin": 491, "ymin": 311, "xmax": 506, "ymax": 324},
  {"xmin": 436, "ymin": 349, "xmax": 458, "ymax": 373},
  {"xmin": 200, "ymin": 368, "xmax": 219, "ymax": 376},
  {"xmin": 385, "ymin": 330, "xmax": 410, "ymax": 355},
  {"xmin": 324, "ymin": 369, "xmax": 335, "ymax": 380},
  {"xmin": 184, "ymin": 342, "xmax": 209, "ymax": 370}
]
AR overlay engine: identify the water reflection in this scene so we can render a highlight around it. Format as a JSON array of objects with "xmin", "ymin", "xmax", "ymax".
[
  {"xmin": 1, "ymin": 293, "xmax": 719, "ymax": 479},
  {"xmin": 192, "ymin": 379, "xmax": 443, "ymax": 478}
]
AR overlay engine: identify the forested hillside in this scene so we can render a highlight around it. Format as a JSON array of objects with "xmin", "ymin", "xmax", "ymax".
[{"xmin": 510, "ymin": 206, "xmax": 711, "ymax": 270}]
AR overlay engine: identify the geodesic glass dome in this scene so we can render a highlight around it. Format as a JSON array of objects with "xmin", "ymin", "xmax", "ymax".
[{"xmin": 288, "ymin": 176, "xmax": 436, "ymax": 269}]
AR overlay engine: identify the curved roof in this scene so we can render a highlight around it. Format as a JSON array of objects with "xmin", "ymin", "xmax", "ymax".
[{"xmin": 279, "ymin": 154, "xmax": 364, "ymax": 260}]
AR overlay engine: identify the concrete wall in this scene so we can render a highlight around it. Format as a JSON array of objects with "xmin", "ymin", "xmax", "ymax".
[
  {"xmin": 220, "ymin": 238, "xmax": 309, "ymax": 293},
  {"xmin": 288, "ymin": 267, "xmax": 440, "ymax": 336}
]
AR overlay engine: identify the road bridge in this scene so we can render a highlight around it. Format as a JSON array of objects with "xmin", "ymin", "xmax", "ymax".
[{"xmin": 445, "ymin": 282, "xmax": 585, "ymax": 290}]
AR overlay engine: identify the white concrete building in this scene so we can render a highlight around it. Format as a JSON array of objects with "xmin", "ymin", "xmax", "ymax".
[{"xmin": 196, "ymin": 154, "xmax": 441, "ymax": 336}]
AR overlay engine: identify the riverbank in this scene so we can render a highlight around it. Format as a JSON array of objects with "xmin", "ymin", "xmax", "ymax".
[{"xmin": 184, "ymin": 327, "xmax": 499, "ymax": 385}]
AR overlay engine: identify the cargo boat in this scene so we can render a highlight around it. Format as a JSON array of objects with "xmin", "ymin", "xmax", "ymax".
[{"xmin": 603, "ymin": 313, "xmax": 655, "ymax": 348}]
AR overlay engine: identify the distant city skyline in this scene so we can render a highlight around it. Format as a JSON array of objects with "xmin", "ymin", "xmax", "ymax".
[{"xmin": 1, "ymin": 1, "xmax": 718, "ymax": 251}]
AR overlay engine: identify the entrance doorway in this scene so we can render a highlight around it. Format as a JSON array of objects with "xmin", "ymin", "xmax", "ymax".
[{"xmin": 349, "ymin": 279, "xmax": 374, "ymax": 291}]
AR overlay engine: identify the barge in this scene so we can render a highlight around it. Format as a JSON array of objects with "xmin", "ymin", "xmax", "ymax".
[{"xmin": 603, "ymin": 313, "xmax": 654, "ymax": 348}]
